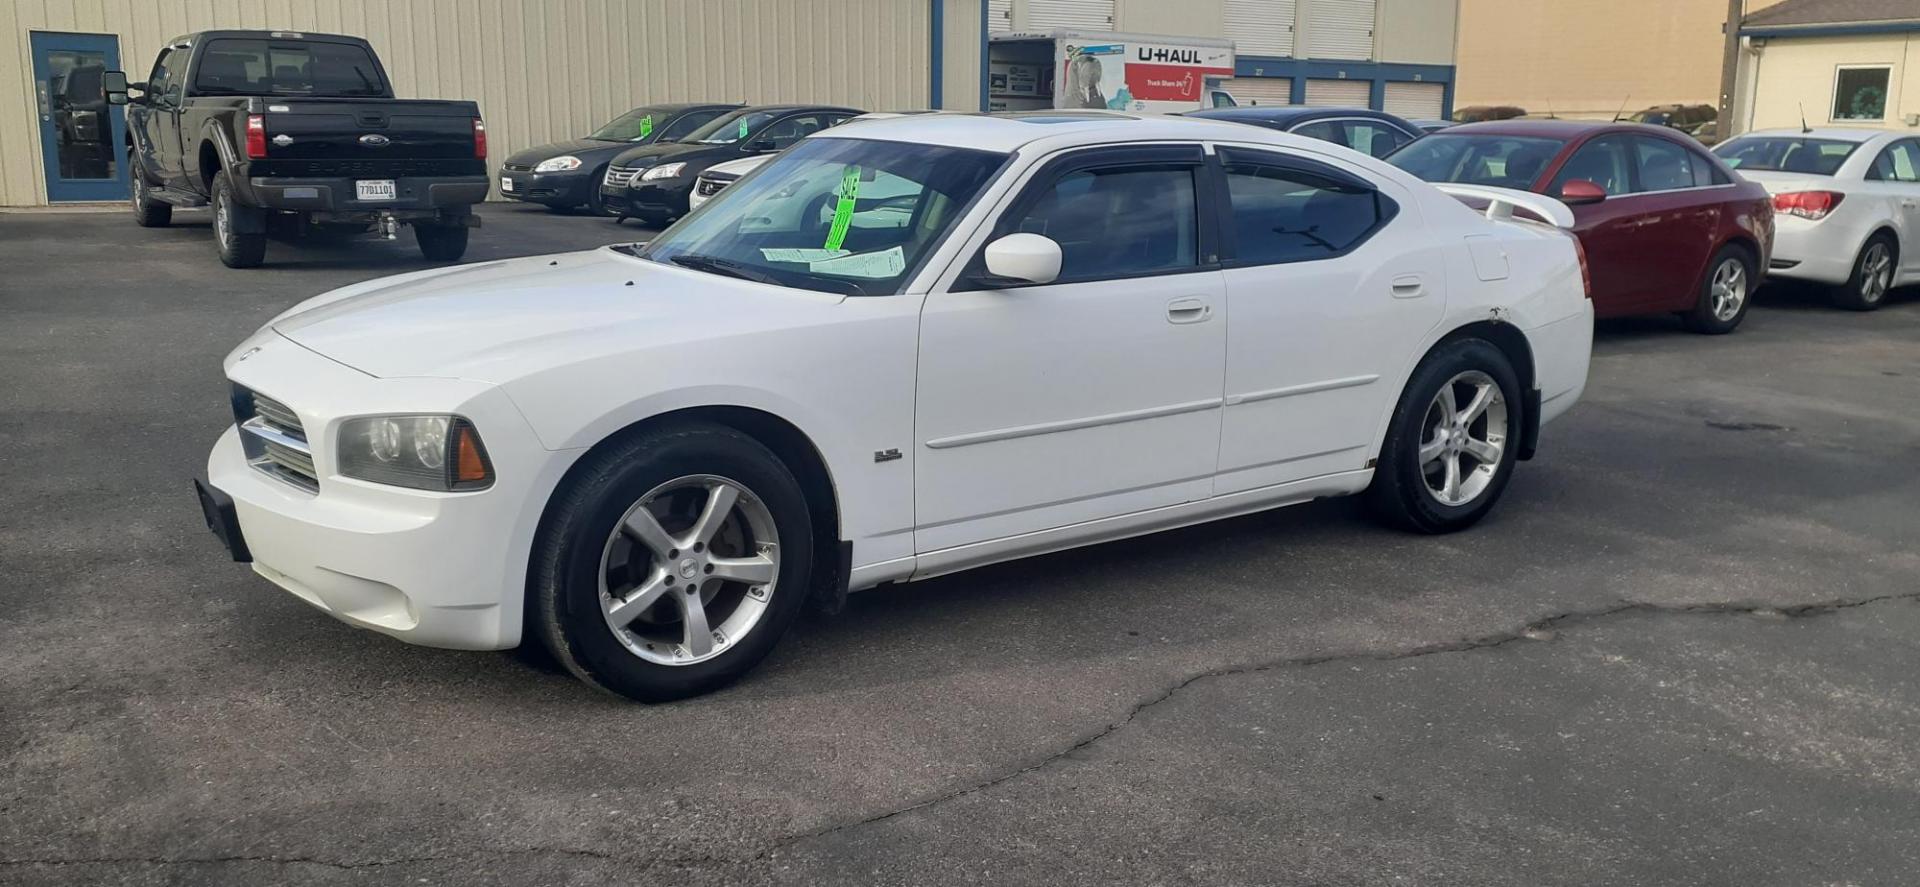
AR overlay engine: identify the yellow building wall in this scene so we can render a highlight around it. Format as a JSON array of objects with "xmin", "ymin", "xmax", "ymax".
[
  {"xmin": 1453, "ymin": 0, "xmax": 1728, "ymax": 117},
  {"xmin": 0, "ymin": 0, "xmax": 963, "ymax": 207},
  {"xmin": 1746, "ymin": 33, "xmax": 1920, "ymax": 132},
  {"xmin": 1376, "ymin": 0, "xmax": 1458, "ymax": 66}
]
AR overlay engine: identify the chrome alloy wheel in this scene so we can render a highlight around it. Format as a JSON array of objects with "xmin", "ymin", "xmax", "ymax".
[
  {"xmin": 1710, "ymin": 256, "xmax": 1749, "ymax": 322},
  {"xmin": 131, "ymin": 173, "xmax": 146, "ymax": 213},
  {"xmin": 1419, "ymin": 371, "xmax": 1509, "ymax": 507},
  {"xmin": 1860, "ymin": 241, "xmax": 1894, "ymax": 304},
  {"xmin": 214, "ymin": 188, "xmax": 231, "ymax": 245},
  {"xmin": 598, "ymin": 475, "xmax": 780, "ymax": 666}
]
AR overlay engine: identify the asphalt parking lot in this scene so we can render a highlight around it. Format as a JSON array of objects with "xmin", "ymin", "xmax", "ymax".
[{"xmin": 4, "ymin": 204, "xmax": 1919, "ymax": 886}]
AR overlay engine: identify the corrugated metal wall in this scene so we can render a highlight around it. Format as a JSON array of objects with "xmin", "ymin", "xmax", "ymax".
[{"xmin": 1, "ymin": 0, "xmax": 968, "ymax": 206}]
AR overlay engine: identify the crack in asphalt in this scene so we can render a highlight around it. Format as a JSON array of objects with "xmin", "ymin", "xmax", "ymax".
[
  {"xmin": 765, "ymin": 590, "xmax": 1920, "ymax": 854},
  {"xmin": 8, "ymin": 592, "xmax": 1915, "ymax": 874}
]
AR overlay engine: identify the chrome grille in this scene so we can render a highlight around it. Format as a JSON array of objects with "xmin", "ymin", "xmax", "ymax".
[
  {"xmin": 234, "ymin": 387, "xmax": 319, "ymax": 492},
  {"xmin": 604, "ymin": 164, "xmax": 642, "ymax": 188},
  {"xmin": 502, "ymin": 161, "xmax": 535, "ymax": 172},
  {"xmin": 694, "ymin": 175, "xmax": 732, "ymax": 197}
]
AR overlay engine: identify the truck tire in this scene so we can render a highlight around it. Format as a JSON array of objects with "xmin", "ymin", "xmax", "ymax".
[
  {"xmin": 129, "ymin": 159, "xmax": 171, "ymax": 228},
  {"xmin": 414, "ymin": 223, "xmax": 469, "ymax": 261},
  {"xmin": 212, "ymin": 171, "xmax": 266, "ymax": 268}
]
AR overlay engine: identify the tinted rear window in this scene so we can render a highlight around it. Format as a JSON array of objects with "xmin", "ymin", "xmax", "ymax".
[
  {"xmin": 1714, "ymin": 137, "xmax": 1859, "ymax": 175},
  {"xmin": 193, "ymin": 39, "xmax": 387, "ymax": 97},
  {"xmin": 1386, "ymin": 134, "xmax": 1566, "ymax": 189}
]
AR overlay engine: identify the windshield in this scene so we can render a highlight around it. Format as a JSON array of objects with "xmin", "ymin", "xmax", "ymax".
[
  {"xmin": 590, "ymin": 107, "xmax": 672, "ymax": 142},
  {"xmin": 1387, "ymin": 134, "xmax": 1566, "ymax": 189},
  {"xmin": 1714, "ymin": 137, "xmax": 1859, "ymax": 175},
  {"xmin": 1629, "ymin": 111, "xmax": 1671, "ymax": 126},
  {"xmin": 638, "ymin": 138, "xmax": 1006, "ymax": 296},
  {"xmin": 687, "ymin": 109, "xmax": 782, "ymax": 145},
  {"xmin": 192, "ymin": 39, "xmax": 386, "ymax": 97}
]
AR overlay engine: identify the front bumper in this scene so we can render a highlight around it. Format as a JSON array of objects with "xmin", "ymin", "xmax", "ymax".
[
  {"xmin": 202, "ymin": 332, "xmax": 575, "ymax": 650},
  {"xmin": 245, "ymin": 174, "xmax": 489, "ymax": 214},
  {"xmin": 499, "ymin": 169, "xmax": 594, "ymax": 205},
  {"xmin": 600, "ymin": 178, "xmax": 691, "ymax": 219}
]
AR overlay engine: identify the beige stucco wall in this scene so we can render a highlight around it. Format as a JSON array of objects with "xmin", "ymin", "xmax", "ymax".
[
  {"xmin": 0, "ymin": 0, "xmax": 975, "ymax": 206},
  {"xmin": 1115, "ymin": 0, "xmax": 1225, "ymax": 38},
  {"xmin": 1375, "ymin": 0, "xmax": 1457, "ymax": 66},
  {"xmin": 1453, "ymin": 0, "xmax": 1730, "ymax": 116},
  {"xmin": 1744, "ymin": 32, "xmax": 1920, "ymax": 132}
]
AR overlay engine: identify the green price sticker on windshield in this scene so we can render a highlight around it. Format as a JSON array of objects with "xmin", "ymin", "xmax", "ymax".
[
  {"xmin": 738, "ymin": 119, "xmax": 751, "ymax": 139},
  {"xmin": 823, "ymin": 165, "xmax": 861, "ymax": 250},
  {"xmin": 639, "ymin": 115, "xmax": 653, "ymax": 138}
]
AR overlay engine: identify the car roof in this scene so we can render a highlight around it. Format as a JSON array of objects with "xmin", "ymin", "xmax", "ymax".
[
  {"xmin": 172, "ymin": 29, "xmax": 370, "ymax": 45},
  {"xmin": 1438, "ymin": 119, "xmax": 1691, "ymax": 140},
  {"xmin": 1190, "ymin": 106, "xmax": 1401, "ymax": 124},
  {"xmin": 645, "ymin": 102, "xmax": 743, "ymax": 112},
  {"xmin": 817, "ymin": 110, "xmax": 1302, "ymax": 154},
  {"xmin": 734, "ymin": 104, "xmax": 864, "ymax": 115},
  {"xmin": 1729, "ymin": 127, "xmax": 1890, "ymax": 144}
]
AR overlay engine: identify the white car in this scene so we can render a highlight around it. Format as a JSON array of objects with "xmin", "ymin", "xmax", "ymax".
[
  {"xmin": 1715, "ymin": 128, "xmax": 1920, "ymax": 310},
  {"xmin": 196, "ymin": 113, "xmax": 1594, "ymax": 701}
]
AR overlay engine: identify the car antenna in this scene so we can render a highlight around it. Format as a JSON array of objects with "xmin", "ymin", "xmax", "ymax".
[
  {"xmin": 1799, "ymin": 103, "xmax": 1811, "ymax": 134},
  {"xmin": 1546, "ymin": 98, "xmax": 1558, "ymax": 120},
  {"xmin": 1611, "ymin": 94, "xmax": 1632, "ymax": 123}
]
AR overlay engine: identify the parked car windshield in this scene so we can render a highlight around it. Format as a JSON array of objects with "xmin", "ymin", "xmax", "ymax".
[
  {"xmin": 589, "ymin": 106, "xmax": 677, "ymax": 142},
  {"xmin": 191, "ymin": 39, "xmax": 386, "ymax": 97},
  {"xmin": 686, "ymin": 109, "xmax": 785, "ymax": 145},
  {"xmin": 1713, "ymin": 137, "xmax": 1860, "ymax": 175},
  {"xmin": 1387, "ymin": 134, "xmax": 1567, "ymax": 189},
  {"xmin": 637, "ymin": 138, "xmax": 1005, "ymax": 296}
]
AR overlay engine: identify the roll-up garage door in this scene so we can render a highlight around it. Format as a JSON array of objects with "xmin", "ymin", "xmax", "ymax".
[
  {"xmin": 1225, "ymin": 0, "xmax": 1297, "ymax": 58},
  {"xmin": 989, "ymin": 0, "xmax": 1013, "ymax": 33},
  {"xmin": 1306, "ymin": 0, "xmax": 1376, "ymax": 61},
  {"xmin": 1303, "ymin": 78, "xmax": 1371, "ymax": 108},
  {"xmin": 1222, "ymin": 77, "xmax": 1294, "ymax": 107},
  {"xmin": 1027, "ymin": 0, "xmax": 1114, "ymax": 30},
  {"xmin": 1382, "ymin": 82, "xmax": 1445, "ymax": 120}
]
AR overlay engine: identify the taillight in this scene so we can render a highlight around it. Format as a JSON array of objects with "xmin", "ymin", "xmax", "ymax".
[
  {"xmin": 1571, "ymin": 234, "xmax": 1592, "ymax": 299},
  {"xmin": 1773, "ymin": 190, "xmax": 1843, "ymax": 221},
  {"xmin": 472, "ymin": 118, "xmax": 487, "ymax": 159},
  {"xmin": 245, "ymin": 114, "xmax": 267, "ymax": 159}
]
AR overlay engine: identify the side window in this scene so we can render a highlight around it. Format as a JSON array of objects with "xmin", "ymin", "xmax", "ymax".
[
  {"xmin": 659, "ymin": 110, "xmax": 720, "ymax": 141},
  {"xmin": 147, "ymin": 49, "xmax": 175, "ymax": 98},
  {"xmin": 1223, "ymin": 159, "xmax": 1393, "ymax": 265},
  {"xmin": 1006, "ymin": 165, "xmax": 1199, "ymax": 280},
  {"xmin": 1292, "ymin": 121, "xmax": 1342, "ymax": 144},
  {"xmin": 1872, "ymin": 141, "xmax": 1920, "ymax": 183},
  {"xmin": 1633, "ymin": 137, "xmax": 1698, "ymax": 192},
  {"xmin": 1347, "ymin": 122, "xmax": 1410, "ymax": 159},
  {"xmin": 1550, "ymin": 136, "xmax": 1633, "ymax": 196},
  {"xmin": 759, "ymin": 114, "xmax": 832, "ymax": 150},
  {"xmin": 1690, "ymin": 150, "xmax": 1731, "ymax": 187}
]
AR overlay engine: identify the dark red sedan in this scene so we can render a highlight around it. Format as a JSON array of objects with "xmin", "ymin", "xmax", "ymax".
[{"xmin": 1389, "ymin": 120, "xmax": 1775, "ymax": 334}]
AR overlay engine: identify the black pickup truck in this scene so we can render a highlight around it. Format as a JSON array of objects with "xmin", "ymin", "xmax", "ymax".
[{"xmin": 108, "ymin": 30, "xmax": 487, "ymax": 267}]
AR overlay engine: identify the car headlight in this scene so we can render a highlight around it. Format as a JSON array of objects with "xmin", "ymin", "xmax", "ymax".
[
  {"xmin": 337, "ymin": 415, "xmax": 494, "ymax": 491},
  {"xmin": 641, "ymin": 162, "xmax": 687, "ymax": 181},
  {"xmin": 533, "ymin": 155, "xmax": 582, "ymax": 173}
]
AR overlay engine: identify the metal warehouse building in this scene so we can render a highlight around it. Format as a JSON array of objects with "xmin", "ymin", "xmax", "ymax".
[{"xmin": 2, "ymin": 0, "xmax": 1455, "ymax": 207}]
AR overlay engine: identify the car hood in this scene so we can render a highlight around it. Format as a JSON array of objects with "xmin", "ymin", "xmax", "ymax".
[
  {"xmin": 610, "ymin": 141, "xmax": 732, "ymax": 167},
  {"xmin": 270, "ymin": 248, "xmax": 843, "ymax": 382},
  {"xmin": 505, "ymin": 137, "xmax": 633, "ymax": 166}
]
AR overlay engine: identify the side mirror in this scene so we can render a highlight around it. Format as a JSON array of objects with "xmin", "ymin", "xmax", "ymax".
[
  {"xmin": 1558, "ymin": 179, "xmax": 1608, "ymax": 206},
  {"xmin": 102, "ymin": 70, "xmax": 129, "ymax": 105},
  {"xmin": 981, "ymin": 233, "xmax": 1062, "ymax": 286},
  {"xmin": 746, "ymin": 139, "xmax": 777, "ymax": 153}
]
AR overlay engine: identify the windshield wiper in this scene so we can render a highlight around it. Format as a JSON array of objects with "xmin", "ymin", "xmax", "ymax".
[{"xmin": 669, "ymin": 254, "xmax": 783, "ymax": 285}]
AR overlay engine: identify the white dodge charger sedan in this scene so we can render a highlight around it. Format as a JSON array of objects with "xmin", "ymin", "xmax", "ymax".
[
  {"xmin": 196, "ymin": 112, "xmax": 1594, "ymax": 701},
  {"xmin": 1715, "ymin": 128, "xmax": 1920, "ymax": 310}
]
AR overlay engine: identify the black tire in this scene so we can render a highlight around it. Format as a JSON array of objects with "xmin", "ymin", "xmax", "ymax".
[
  {"xmin": 211, "ymin": 170, "xmax": 265, "ymax": 268},
  {"xmin": 1367, "ymin": 338, "xmax": 1525, "ymax": 534},
  {"xmin": 414, "ymin": 223, "xmax": 469, "ymax": 261},
  {"xmin": 1832, "ymin": 233, "xmax": 1897, "ymax": 311},
  {"xmin": 585, "ymin": 171, "xmax": 609, "ymax": 216},
  {"xmin": 531, "ymin": 422, "xmax": 815, "ymax": 702},
  {"xmin": 129, "ymin": 159, "xmax": 171, "ymax": 228},
  {"xmin": 637, "ymin": 212, "xmax": 672, "ymax": 229},
  {"xmin": 1683, "ymin": 244, "xmax": 1754, "ymax": 335}
]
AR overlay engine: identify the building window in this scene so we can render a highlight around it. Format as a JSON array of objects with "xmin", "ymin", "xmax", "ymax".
[{"xmin": 1833, "ymin": 67, "xmax": 1891, "ymax": 121}]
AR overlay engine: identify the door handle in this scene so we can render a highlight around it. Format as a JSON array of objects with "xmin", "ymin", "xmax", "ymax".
[
  {"xmin": 1166, "ymin": 297, "xmax": 1212, "ymax": 324},
  {"xmin": 1391, "ymin": 274, "xmax": 1426, "ymax": 299}
]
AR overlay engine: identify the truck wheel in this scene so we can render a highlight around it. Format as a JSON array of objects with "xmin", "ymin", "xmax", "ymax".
[
  {"xmin": 414, "ymin": 223, "xmax": 470, "ymax": 261},
  {"xmin": 212, "ymin": 171, "xmax": 266, "ymax": 268},
  {"xmin": 129, "ymin": 161, "xmax": 171, "ymax": 228}
]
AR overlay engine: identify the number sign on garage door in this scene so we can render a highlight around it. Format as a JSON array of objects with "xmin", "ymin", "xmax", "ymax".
[
  {"xmin": 1225, "ymin": 0, "xmax": 1297, "ymax": 58},
  {"xmin": 1027, "ymin": 0, "xmax": 1114, "ymax": 30},
  {"xmin": 1383, "ymin": 82, "xmax": 1445, "ymax": 120},
  {"xmin": 1224, "ymin": 77, "xmax": 1294, "ymax": 107},
  {"xmin": 1304, "ymin": 77, "xmax": 1370, "ymax": 107},
  {"xmin": 1307, "ymin": 0, "xmax": 1375, "ymax": 60}
]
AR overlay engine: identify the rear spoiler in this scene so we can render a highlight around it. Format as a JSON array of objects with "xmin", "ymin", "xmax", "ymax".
[{"xmin": 1433, "ymin": 184, "xmax": 1576, "ymax": 230}]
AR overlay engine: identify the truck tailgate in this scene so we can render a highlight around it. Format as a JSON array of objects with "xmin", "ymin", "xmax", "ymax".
[{"xmin": 256, "ymin": 99, "xmax": 483, "ymax": 177}]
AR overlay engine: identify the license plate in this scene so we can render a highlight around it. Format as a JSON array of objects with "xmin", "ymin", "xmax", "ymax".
[
  {"xmin": 355, "ymin": 179, "xmax": 397, "ymax": 201},
  {"xmin": 500, "ymin": 176, "xmax": 515, "ymax": 193}
]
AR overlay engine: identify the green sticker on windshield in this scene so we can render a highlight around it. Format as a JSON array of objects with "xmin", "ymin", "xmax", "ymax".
[
  {"xmin": 738, "ymin": 119, "xmax": 751, "ymax": 139},
  {"xmin": 639, "ymin": 115, "xmax": 653, "ymax": 138},
  {"xmin": 823, "ymin": 165, "xmax": 861, "ymax": 250}
]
